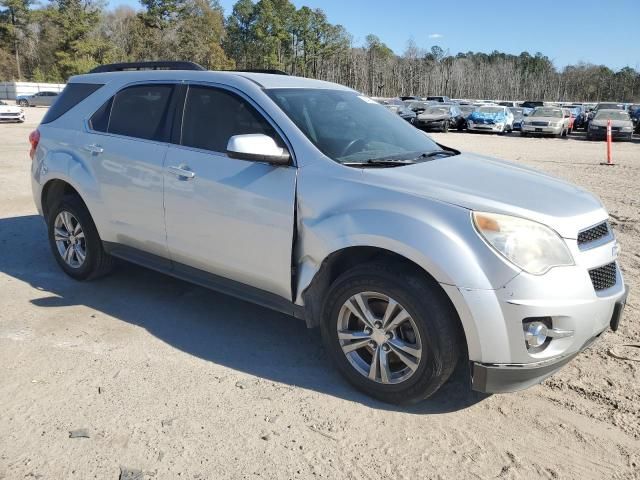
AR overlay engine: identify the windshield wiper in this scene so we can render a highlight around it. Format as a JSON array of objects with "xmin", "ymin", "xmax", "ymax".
[
  {"xmin": 415, "ymin": 150, "xmax": 457, "ymax": 160},
  {"xmin": 342, "ymin": 158, "xmax": 418, "ymax": 167},
  {"xmin": 342, "ymin": 149, "xmax": 457, "ymax": 167}
]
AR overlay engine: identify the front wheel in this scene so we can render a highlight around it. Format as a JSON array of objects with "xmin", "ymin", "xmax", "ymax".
[{"xmin": 321, "ymin": 262, "xmax": 462, "ymax": 404}]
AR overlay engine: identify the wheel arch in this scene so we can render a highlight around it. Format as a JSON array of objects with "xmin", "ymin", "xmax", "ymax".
[
  {"xmin": 299, "ymin": 245, "xmax": 470, "ymax": 360},
  {"xmin": 41, "ymin": 179, "xmax": 92, "ymax": 222}
]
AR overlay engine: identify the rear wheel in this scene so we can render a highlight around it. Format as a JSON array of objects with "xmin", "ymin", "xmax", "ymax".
[
  {"xmin": 47, "ymin": 195, "xmax": 114, "ymax": 280},
  {"xmin": 321, "ymin": 262, "xmax": 462, "ymax": 404}
]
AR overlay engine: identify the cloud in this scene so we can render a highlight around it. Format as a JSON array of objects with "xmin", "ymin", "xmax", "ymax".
[{"xmin": 428, "ymin": 33, "xmax": 444, "ymax": 39}]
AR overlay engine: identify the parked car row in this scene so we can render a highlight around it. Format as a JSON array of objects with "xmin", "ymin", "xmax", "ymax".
[{"xmin": 377, "ymin": 96, "xmax": 636, "ymax": 141}]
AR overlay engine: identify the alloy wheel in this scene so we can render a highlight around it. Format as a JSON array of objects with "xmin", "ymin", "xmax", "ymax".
[
  {"xmin": 337, "ymin": 291, "xmax": 423, "ymax": 384},
  {"xmin": 54, "ymin": 211, "xmax": 87, "ymax": 268}
]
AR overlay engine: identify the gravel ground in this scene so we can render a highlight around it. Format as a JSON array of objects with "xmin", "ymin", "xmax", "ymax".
[{"xmin": 1, "ymin": 109, "xmax": 639, "ymax": 479}]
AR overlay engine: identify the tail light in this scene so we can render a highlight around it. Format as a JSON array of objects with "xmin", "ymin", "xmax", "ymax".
[{"xmin": 29, "ymin": 129, "xmax": 40, "ymax": 160}]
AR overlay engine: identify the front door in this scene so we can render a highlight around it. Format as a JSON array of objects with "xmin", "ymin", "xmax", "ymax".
[{"xmin": 163, "ymin": 84, "xmax": 297, "ymax": 300}]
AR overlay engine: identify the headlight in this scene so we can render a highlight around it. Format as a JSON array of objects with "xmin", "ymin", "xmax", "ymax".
[
  {"xmin": 472, "ymin": 212, "xmax": 574, "ymax": 275},
  {"xmin": 622, "ymin": 126, "xmax": 633, "ymax": 131},
  {"xmin": 495, "ymin": 122, "xmax": 504, "ymax": 128},
  {"xmin": 468, "ymin": 120, "xmax": 474, "ymax": 125}
]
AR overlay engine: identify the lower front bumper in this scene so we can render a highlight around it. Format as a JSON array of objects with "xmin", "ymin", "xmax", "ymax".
[
  {"xmin": 588, "ymin": 130, "xmax": 633, "ymax": 140},
  {"xmin": 471, "ymin": 284, "xmax": 629, "ymax": 393},
  {"xmin": 468, "ymin": 125, "xmax": 503, "ymax": 133},
  {"xmin": 471, "ymin": 331, "xmax": 601, "ymax": 393},
  {"xmin": 417, "ymin": 121, "xmax": 445, "ymax": 130},
  {"xmin": 521, "ymin": 126, "xmax": 562, "ymax": 135}
]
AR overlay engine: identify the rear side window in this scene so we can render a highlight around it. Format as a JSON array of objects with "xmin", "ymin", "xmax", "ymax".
[
  {"xmin": 41, "ymin": 83, "xmax": 103, "ymax": 124},
  {"xmin": 181, "ymin": 85, "xmax": 279, "ymax": 153},
  {"xmin": 90, "ymin": 84, "xmax": 174, "ymax": 141}
]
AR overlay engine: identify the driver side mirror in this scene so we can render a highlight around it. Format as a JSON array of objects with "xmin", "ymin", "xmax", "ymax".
[{"xmin": 226, "ymin": 134, "xmax": 290, "ymax": 166}]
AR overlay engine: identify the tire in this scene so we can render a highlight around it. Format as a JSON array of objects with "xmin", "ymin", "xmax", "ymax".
[
  {"xmin": 320, "ymin": 262, "xmax": 462, "ymax": 404},
  {"xmin": 47, "ymin": 194, "xmax": 114, "ymax": 280},
  {"xmin": 18, "ymin": 99, "xmax": 28, "ymax": 107}
]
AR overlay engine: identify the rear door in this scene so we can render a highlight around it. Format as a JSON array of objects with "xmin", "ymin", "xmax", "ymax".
[
  {"xmin": 163, "ymin": 83, "xmax": 297, "ymax": 299},
  {"xmin": 77, "ymin": 82, "xmax": 177, "ymax": 257}
]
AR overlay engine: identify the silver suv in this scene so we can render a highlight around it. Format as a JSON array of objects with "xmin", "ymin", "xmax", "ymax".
[{"xmin": 30, "ymin": 62, "xmax": 628, "ymax": 404}]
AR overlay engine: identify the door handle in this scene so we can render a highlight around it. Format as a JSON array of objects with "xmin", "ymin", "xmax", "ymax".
[
  {"xmin": 168, "ymin": 165, "xmax": 196, "ymax": 179},
  {"xmin": 83, "ymin": 144, "xmax": 104, "ymax": 154}
]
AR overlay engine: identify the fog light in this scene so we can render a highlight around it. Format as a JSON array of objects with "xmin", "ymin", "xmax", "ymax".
[{"xmin": 524, "ymin": 321, "xmax": 548, "ymax": 348}]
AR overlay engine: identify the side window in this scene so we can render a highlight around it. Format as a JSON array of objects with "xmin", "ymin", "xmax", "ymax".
[
  {"xmin": 181, "ymin": 85, "xmax": 280, "ymax": 153},
  {"xmin": 90, "ymin": 84, "xmax": 174, "ymax": 141}
]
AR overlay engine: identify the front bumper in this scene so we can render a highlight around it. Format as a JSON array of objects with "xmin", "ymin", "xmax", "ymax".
[
  {"xmin": 0, "ymin": 113, "xmax": 25, "ymax": 122},
  {"xmin": 472, "ymin": 284, "xmax": 628, "ymax": 393},
  {"xmin": 416, "ymin": 120, "xmax": 446, "ymax": 130},
  {"xmin": 588, "ymin": 128, "xmax": 633, "ymax": 140},
  {"xmin": 521, "ymin": 124, "xmax": 563, "ymax": 135},
  {"xmin": 467, "ymin": 123, "xmax": 503, "ymax": 133}
]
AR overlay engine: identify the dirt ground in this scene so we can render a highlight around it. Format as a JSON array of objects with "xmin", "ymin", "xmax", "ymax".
[{"xmin": 1, "ymin": 108, "xmax": 639, "ymax": 480}]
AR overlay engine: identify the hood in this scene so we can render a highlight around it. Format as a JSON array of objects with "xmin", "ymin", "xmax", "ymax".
[
  {"xmin": 364, "ymin": 152, "xmax": 606, "ymax": 238},
  {"xmin": 0, "ymin": 105, "xmax": 22, "ymax": 113},
  {"xmin": 469, "ymin": 111, "xmax": 505, "ymax": 123},
  {"xmin": 526, "ymin": 115, "xmax": 559, "ymax": 123},
  {"xmin": 591, "ymin": 118, "xmax": 633, "ymax": 128}
]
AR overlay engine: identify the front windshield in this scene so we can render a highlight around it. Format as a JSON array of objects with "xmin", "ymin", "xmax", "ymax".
[
  {"xmin": 423, "ymin": 106, "xmax": 449, "ymax": 115},
  {"xmin": 532, "ymin": 107, "xmax": 562, "ymax": 118},
  {"xmin": 509, "ymin": 107, "xmax": 524, "ymax": 116},
  {"xmin": 267, "ymin": 89, "xmax": 442, "ymax": 164},
  {"xmin": 594, "ymin": 110, "xmax": 630, "ymax": 121},
  {"xmin": 460, "ymin": 106, "xmax": 475, "ymax": 114},
  {"xmin": 478, "ymin": 106, "xmax": 503, "ymax": 114}
]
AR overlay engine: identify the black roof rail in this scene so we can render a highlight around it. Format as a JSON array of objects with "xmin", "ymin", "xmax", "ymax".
[
  {"xmin": 231, "ymin": 69, "xmax": 289, "ymax": 75},
  {"xmin": 89, "ymin": 61, "xmax": 205, "ymax": 74}
]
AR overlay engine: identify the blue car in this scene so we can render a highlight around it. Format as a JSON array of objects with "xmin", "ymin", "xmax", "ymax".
[{"xmin": 467, "ymin": 105, "xmax": 514, "ymax": 133}]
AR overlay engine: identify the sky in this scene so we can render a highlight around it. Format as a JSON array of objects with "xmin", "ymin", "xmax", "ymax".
[{"xmin": 107, "ymin": 0, "xmax": 640, "ymax": 71}]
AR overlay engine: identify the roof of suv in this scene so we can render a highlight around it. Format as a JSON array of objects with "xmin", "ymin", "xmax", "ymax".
[{"xmin": 69, "ymin": 69, "xmax": 353, "ymax": 91}]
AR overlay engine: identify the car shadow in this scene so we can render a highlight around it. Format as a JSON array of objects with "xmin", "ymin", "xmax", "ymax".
[{"xmin": 0, "ymin": 214, "xmax": 489, "ymax": 413}]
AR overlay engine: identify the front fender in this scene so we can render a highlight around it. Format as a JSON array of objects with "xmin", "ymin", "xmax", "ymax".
[{"xmin": 295, "ymin": 178, "xmax": 519, "ymax": 302}]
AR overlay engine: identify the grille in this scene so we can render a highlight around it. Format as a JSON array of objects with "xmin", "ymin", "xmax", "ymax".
[
  {"xmin": 531, "ymin": 121, "xmax": 549, "ymax": 126},
  {"xmin": 578, "ymin": 222, "xmax": 609, "ymax": 246},
  {"xmin": 589, "ymin": 262, "xmax": 617, "ymax": 291}
]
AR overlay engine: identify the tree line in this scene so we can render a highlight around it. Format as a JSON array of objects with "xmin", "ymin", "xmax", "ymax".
[{"xmin": 1, "ymin": 0, "xmax": 639, "ymax": 102}]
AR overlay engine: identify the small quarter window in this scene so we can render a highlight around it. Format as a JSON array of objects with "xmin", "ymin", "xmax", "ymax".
[{"xmin": 41, "ymin": 83, "xmax": 103, "ymax": 124}]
